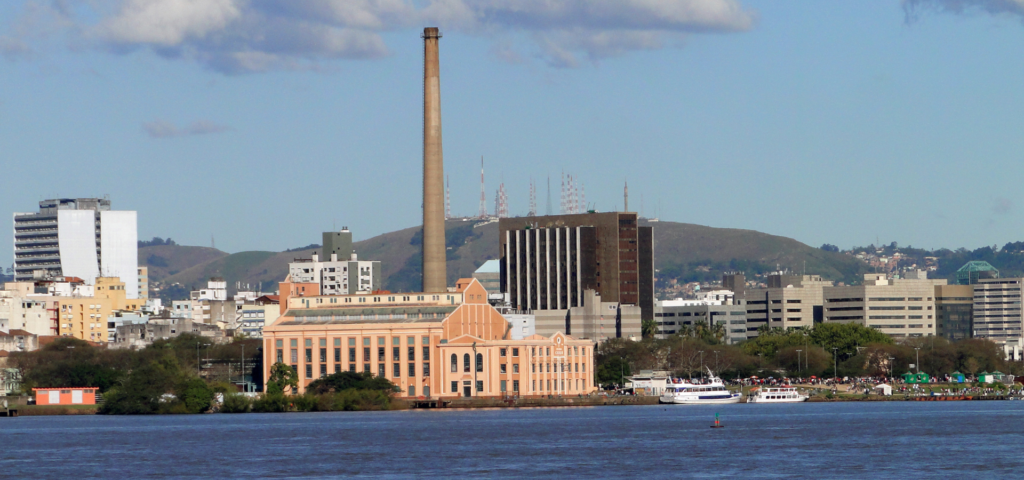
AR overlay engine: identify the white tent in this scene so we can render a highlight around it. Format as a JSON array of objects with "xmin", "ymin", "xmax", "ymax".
[{"xmin": 874, "ymin": 384, "xmax": 892, "ymax": 396}]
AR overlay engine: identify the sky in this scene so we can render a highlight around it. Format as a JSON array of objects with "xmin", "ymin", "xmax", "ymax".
[{"xmin": 3, "ymin": 0, "xmax": 1024, "ymax": 268}]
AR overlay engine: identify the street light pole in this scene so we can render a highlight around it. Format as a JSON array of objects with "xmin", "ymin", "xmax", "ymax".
[
  {"xmin": 915, "ymin": 347, "xmax": 920, "ymax": 374},
  {"xmin": 796, "ymin": 350, "xmax": 802, "ymax": 378},
  {"xmin": 832, "ymin": 347, "xmax": 838, "ymax": 381}
]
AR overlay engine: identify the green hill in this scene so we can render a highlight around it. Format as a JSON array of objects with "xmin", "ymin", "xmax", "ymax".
[
  {"xmin": 140, "ymin": 219, "xmax": 870, "ymax": 301},
  {"xmin": 646, "ymin": 220, "xmax": 871, "ymax": 287}
]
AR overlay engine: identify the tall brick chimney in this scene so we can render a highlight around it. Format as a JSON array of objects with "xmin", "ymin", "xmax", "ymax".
[{"xmin": 422, "ymin": 27, "xmax": 446, "ymax": 292}]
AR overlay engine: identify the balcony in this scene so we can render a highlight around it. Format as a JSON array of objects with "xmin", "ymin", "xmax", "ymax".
[
  {"xmin": 14, "ymin": 228, "xmax": 58, "ymax": 238},
  {"xmin": 15, "ymin": 254, "xmax": 61, "ymax": 263}
]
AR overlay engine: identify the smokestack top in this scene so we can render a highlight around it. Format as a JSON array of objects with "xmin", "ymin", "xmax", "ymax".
[{"xmin": 423, "ymin": 27, "xmax": 441, "ymax": 39}]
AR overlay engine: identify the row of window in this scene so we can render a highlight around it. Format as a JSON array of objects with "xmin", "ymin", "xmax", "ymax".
[{"xmin": 278, "ymin": 345, "xmax": 432, "ymax": 365}]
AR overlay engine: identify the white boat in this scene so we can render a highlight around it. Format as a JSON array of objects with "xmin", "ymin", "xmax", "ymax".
[
  {"xmin": 746, "ymin": 386, "xmax": 808, "ymax": 403},
  {"xmin": 659, "ymin": 368, "xmax": 742, "ymax": 405}
]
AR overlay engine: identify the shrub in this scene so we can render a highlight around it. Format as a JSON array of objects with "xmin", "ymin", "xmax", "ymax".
[
  {"xmin": 221, "ymin": 394, "xmax": 253, "ymax": 413},
  {"xmin": 176, "ymin": 377, "xmax": 215, "ymax": 414},
  {"xmin": 292, "ymin": 393, "xmax": 319, "ymax": 412},
  {"xmin": 252, "ymin": 392, "xmax": 288, "ymax": 413}
]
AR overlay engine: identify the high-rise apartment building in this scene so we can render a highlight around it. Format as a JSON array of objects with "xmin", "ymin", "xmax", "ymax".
[
  {"xmin": 13, "ymin": 198, "xmax": 138, "ymax": 298},
  {"xmin": 288, "ymin": 253, "xmax": 381, "ymax": 296},
  {"xmin": 972, "ymin": 277, "xmax": 1023, "ymax": 359}
]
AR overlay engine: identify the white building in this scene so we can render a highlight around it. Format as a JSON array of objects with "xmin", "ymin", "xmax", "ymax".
[
  {"xmin": 288, "ymin": 253, "xmax": 381, "ymax": 295},
  {"xmin": 13, "ymin": 198, "xmax": 139, "ymax": 298}
]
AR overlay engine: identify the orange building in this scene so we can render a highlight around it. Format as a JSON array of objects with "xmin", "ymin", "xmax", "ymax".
[
  {"xmin": 263, "ymin": 278, "xmax": 596, "ymax": 398},
  {"xmin": 33, "ymin": 387, "xmax": 98, "ymax": 405}
]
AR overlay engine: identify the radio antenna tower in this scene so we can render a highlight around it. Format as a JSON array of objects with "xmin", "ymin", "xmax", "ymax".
[
  {"xmin": 559, "ymin": 171, "xmax": 566, "ymax": 214},
  {"xmin": 528, "ymin": 178, "xmax": 537, "ymax": 216},
  {"xmin": 580, "ymin": 181, "xmax": 586, "ymax": 212},
  {"xmin": 445, "ymin": 175, "xmax": 451, "ymax": 219},
  {"xmin": 495, "ymin": 181, "xmax": 509, "ymax": 218},
  {"xmin": 546, "ymin": 176, "xmax": 552, "ymax": 215},
  {"xmin": 478, "ymin": 156, "xmax": 487, "ymax": 218}
]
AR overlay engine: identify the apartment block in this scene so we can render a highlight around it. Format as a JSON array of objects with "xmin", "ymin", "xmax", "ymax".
[
  {"xmin": 823, "ymin": 272, "xmax": 945, "ymax": 338},
  {"xmin": 13, "ymin": 198, "xmax": 139, "ymax": 298},
  {"xmin": 138, "ymin": 267, "xmax": 149, "ymax": 299},
  {"xmin": 289, "ymin": 253, "xmax": 381, "ymax": 296}
]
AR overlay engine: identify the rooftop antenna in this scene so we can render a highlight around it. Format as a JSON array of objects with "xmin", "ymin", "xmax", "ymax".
[
  {"xmin": 624, "ymin": 181, "xmax": 629, "ymax": 212},
  {"xmin": 478, "ymin": 156, "xmax": 487, "ymax": 218}
]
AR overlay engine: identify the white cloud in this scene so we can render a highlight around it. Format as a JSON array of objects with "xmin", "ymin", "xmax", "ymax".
[
  {"xmin": 903, "ymin": 0, "xmax": 1024, "ymax": 21},
  {"xmin": 144, "ymin": 119, "xmax": 231, "ymax": 138},
  {"xmin": 2, "ymin": 0, "xmax": 757, "ymax": 73}
]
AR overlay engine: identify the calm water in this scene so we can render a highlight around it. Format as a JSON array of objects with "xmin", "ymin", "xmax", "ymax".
[{"xmin": 3, "ymin": 402, "xmax": 1024, "ymax": 478}]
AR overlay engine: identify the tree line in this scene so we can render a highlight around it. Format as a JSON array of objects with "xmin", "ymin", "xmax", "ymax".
[{"xmin": 596, "ymin": 322, "xmax": 1017, "ymax": 385}]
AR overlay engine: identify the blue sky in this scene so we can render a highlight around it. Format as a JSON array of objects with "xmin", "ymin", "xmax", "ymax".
[{"xmin": 2, "ymin": 0, "xmax": 1024, "ymax": 267}]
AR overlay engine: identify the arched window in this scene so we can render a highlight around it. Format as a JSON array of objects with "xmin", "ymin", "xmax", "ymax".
[
  {"xmin": 463, "ymin": 353, "xmax": 470, "ymax": 373},
  {"xmin": 450, "ymin": 354, "xmax": 457, "ymax": 373},
  {"xmin": 476, "ymin": 353, "xmax": 483, "ymax": 373}
]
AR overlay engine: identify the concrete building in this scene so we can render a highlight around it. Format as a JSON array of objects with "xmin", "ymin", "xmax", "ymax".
[
  {"xmin": 0, "ymin": 329, "xmax": 39, "ymax": 353},
  {"xmin": 322, "ymin": 228, "xmax": 353, "ymax": 261},
  {"xmin": 656, "ymin": 295, "xmax": 748, "ymax": 344},
  {"xmin": 239, "ymin": 302, "xmax": 279, "ymax": 338},
  {"xmin": 263, "ymin": 278, "xmax": 596, "ymax": 398},
  {"xmin": 972, "ymin": 278, "xmax": 1024, "ymax": 360},
  {"xmin": 138, "ymin": 267, "xmax": 149, "ymax": 299},
  {"xmin": 2, "ymin": 275, "xmax": 147, "ymax": 342},
  {"xmin": 823, "ymin": 272, "xmax": 945, "ymax": 339},
  {"xmin": 288, "ymin": 253, "xmax": 381, "ymax": 296},
  {"xmin": 113, "ymin": 316, "xmax": 226, "ymax": 349},
  {"xmin": 935, "ymin": 284, "xmax": 974, "ymax": 341},
  {"xmin": 498, "ymin": 212, "xmax": 653, "ymax": 341},
  {"xmin": 472, "ymin": 260, "xmax": 501, "ymax": 296},
  {"xmin": 722, "ymin": 273, "xmax": 746, "ymax": 301},
  {"xmin": 13, "ymin": 198, "xmax": 139, "ymax": 298},
  {"xmin": 0, "ymin": 291, "xmax": 56, "ymax": 336},
  {"xmin": 745, "ymin": 274, "xmax": 833, "ymax": 337},
  {"xmin": 505, "ymin": 313, "xmax": 536, "ymax": 340}
]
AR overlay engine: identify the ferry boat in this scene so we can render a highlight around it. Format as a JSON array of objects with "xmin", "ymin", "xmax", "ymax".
[
  {"xmin": 659, "ymin": 369, "xmax": 742, "ymax": 405},
  {"xmin": 746, "ymin": 386, "xmax": 808, "ymax": 403}
]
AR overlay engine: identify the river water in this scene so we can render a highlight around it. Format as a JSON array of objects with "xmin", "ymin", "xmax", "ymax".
[{"xmin": 3, "ymin": 402, "xmax": 1023, "ymax": 478}]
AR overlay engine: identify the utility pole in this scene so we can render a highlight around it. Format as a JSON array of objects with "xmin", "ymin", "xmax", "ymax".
[{"xmin": 915, "ymin": 347, "xmax": 920, "ymax": 374}]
